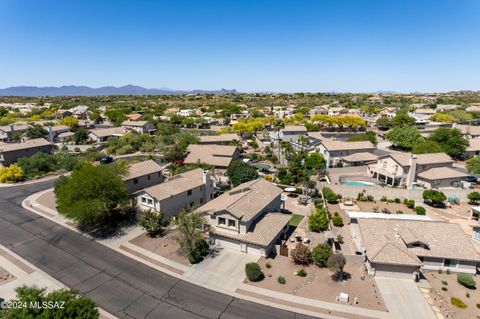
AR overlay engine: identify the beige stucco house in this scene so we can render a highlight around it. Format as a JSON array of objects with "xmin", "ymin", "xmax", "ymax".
[
  {"xmin": 0, "ymin": 138, "xmax": 54, "ymax": 166},
  {"xmin": 135, "ymin": 168, "xmax": 214, "ymax": 217},
  {"xmin": 357, "ymin": 218, "xmax": 480, "ymax": 279},
  {"xmin": 184, "ymin": 144, "xmax": 240, "ymax": 171},
  {"xmin": 317, "ymin": 139, "xmax": 375, "ymax": 167},
  {"xmin": 197, "ymin": 179, "xmax": 289, "ymax": 257},
  {"xmin": 123, "ymin": 160, "xmax": 164, "ymax": 193}
]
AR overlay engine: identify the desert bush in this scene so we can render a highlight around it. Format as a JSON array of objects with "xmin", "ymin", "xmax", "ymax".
[
  {"xmin": 442, "ymin": 287, "xmax": 448, "ymax": 291},
  {"xmin": 415, "ymin": 206, "xmax": 426, "ymax": 215},
  {"xmin": 451, "ymin": 297, "xmax": 468, "ymax": 308},
  {"xmin": 291, "ymin": 243, "xmax": 312, "ymax": 265},
  {"xmin": 266, "ymin": 262, "xmax": 272, "ymax": 269},
  {"xmin": 332, "ymin": 212, "xmax": 344, "ymax": 227},
  {"xmin": 297, "ymin": 269, "xmax": 307, "ymax": 277},
  {"xmin": 394, "ymin": 198, "xmax": 401, "ymax": 203},
  {"xmin": 457, "ymin": 274, "xmax": 476, "ymax": 289},
  {"xmin": 312, "ymin": 243, "xmax": 332, "ymax": 267},
  {"xmin": 245, "ymin": 262, "xmax": 264, "ymax": 282},
  {"xmin": 277, "ymin": 276, "xmax": 286, "ymax": 284}
]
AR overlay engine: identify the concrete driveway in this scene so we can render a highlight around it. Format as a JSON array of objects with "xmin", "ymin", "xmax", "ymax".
[
  {"xmin": 183, "ymin": 249, "xmax": 259, "ymax": 292},
  {"xmin": 375, "ymin": 277, "xmax": 436, "ymax": 319}
]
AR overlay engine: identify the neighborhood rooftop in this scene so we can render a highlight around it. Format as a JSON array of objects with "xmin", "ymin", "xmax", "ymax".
[
  {"xmin": 142, "ymin": 168, "xmax": 205, "ymax": 201},
  {"xmin": 0, "ymin": 138, "xmax": 51, "ymax": 152},
  {"xmin": 124, "ymin": 160, "xmax": 163, "ymax": 180},
  {"xmin": 321, "ymin": 139, "xmax": 375, "ymax": 151}
]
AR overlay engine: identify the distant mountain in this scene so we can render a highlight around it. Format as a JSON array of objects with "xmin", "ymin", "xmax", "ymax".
[{"xmin": 0, "ymin": 85, "xmax": 238, "ymax": 96}]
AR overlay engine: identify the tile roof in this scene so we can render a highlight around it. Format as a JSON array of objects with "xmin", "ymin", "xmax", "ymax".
[
  {"xmin": 358, "ymin": 219, "xmax": 480, "ymax": 266},
  {"xmin": 210, "ymin": 213, "xmax": 290, "ymax": 247},
  {"xmin": 283, "ymin": 125, "xmax": 307, "ymax": 132},
  {"xmin": 88, "ymin": 127, "xmax": 125, "ymax": 138},
  {"xmin": 417, "ymin": 167, "xmax": 468, "ymax": 180},
  {"xmin": 0, "ymin": 124, "xmax": 30, "ymax": 133},
  {"xmin": 414, "ymin": 108, "xmax": 436, "ymax": 114},
  {"xmin": 466, "ymin": 138, "xmax": 480, "ymax": 152},
  {"xmin": 456, "ymin": 125, "xmax": 480, "ymax": 136},
  {"xmin": 321, "ymin": 139, "xmax": 375, "ymax": 152},
  {"xmin": 0, "ymin": 138, "xmax": 51, "ymax": 152},
  {"xmin": 199, "ymin": 133, "xmax": 238, "ymax": 143},
  {"xmin": 143, "ymin": 168, "xmax": 205, "ymax": 201},
  {"xmin": 121, "ymin": 120, "xmax": 150, "ymax": 127},
  {"xmin": 390, "ymin": 152, "xmax": 453, "ymax": 167},
  {"xmin": 341, "ymin": 152, "xmax": 378, "ymax": 162},
  {"xmin": 185, "ymin": 144, "xmax": 237, "ymax": 168},
  {"xmin": 197, "ymin": 179, "xmax": 283, "ymax": 222},
  {"xmin": 124, "ymin": 160, "xmax": 163, "ymax": 180}
]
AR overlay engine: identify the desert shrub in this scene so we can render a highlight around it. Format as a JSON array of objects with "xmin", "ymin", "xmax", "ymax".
[
  {"xmin": 245, "ymin": 262, "xmax": 264, "ymax": 282},
  {"xmin": 266, "ymin": 262, "xmax": 272, "ymax": 269},
  {"xmin": 394, "ymin": 198, "xmax": 401, "ymax": 203},
  {"xmin": 336, "ymin": 235, "xmax": 344, "ymax": 244},
  {"xmin": 291, "ymin": 243, "xmax": 312, "ymax": 265},
  {"xmin": 297, "ymin": 269, "xmax": 307, "ymax": 277},
  {"xmin": 476, "ymin": 303, "xmax": 480, "ymax": 309},
  {"xmin": 366, "ymin": 195, "xmax": 374, "ymax": 201},
  {"xmin": 308, "ymin": 208, "xmax": 329, "ymax": 232},
  {"xmin": 442, "ymin": 287, "xmax": 448, "ymax": 291},
  {"xmin": 277, "ymin": 276, "xmax": 286, "ymax": 284},
  {"xmin": 451, "ymin": 297, "xmax": 468, "ymax": 308},
  {"xmin": 466, "ymin": 292, "xmax": 470, "ymax": 298},
  {"xmin": 406, "ymin": 199, "xmax": 415, "ymax": 209},
  {"xmin": 396, "ymin": 210, "xmax": 404, "ymax": 214},
  {"xmin": 380, "ymin": 196, "xmax": 387, "ymax": 202},
  {"xmin": 312, "ymin": 243, "xmax": 332, "ymax": 267},
  {"xmin": 332, "ymin": 212, "xmax": 344, "ymax": 227},
  {"xmin": 457, "ymin": 274, "xmax": 476, "ymax": 289},
  {"xmin": 415, "ymin": 206, "xmax": 426, "ymax": 215},
  {"xmin": 322, "ymin": 187, "xmax": 338, "ymax": 204},
  {"xmin": 441, "ymin": 280, "xmax": 448, "ymax": 286}
]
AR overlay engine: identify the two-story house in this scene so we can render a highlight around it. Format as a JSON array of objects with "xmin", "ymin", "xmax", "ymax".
[
  {"xmin": 184, "ymin": 144, "xmax": 240, "ymax": 172},
  {"xmin": 123, "ymin": 160, "xmax": 164, "ymax": 193},
  {"xmin": 317, "ymin": 139, "xmax": 376, "ymax": 167},
  {"xmin": 135, "ymin": 168, "xmax": 214, "ymax": 217},
  {"xmin": 88, "ymin": 127, "xmax": 126, "ymax": 143},
  {"xmin": 368, "ymin": 152, "xmax": 466, "ymax": 188},
  {"xmin": 278, "ymin": 125, "xmax": 308, "ymax": 143},
  {"xmin": 198, "ymin": 133, "xmax": 239, "ymax": 145},
  {"xmin": 121, "ymin": 120, "xmax": 157, "ymax": 135},
  {"xmin": 197, "ymin": 179, "xmax": 290, "ymax": 257},
  {"xmin": 0, "ymin": 123, "xmax": 31, "ymax": 142}
]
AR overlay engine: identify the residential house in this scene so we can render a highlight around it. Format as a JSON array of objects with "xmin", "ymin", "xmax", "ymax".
[
  {"xmin": 198, "ymin": 179, "xmax": 289, "ymax": 257},
  {"xmin": 379, "ymin": 107, "xmax": 396, "ymax": 118},
  {"xmin": 184, "ymin": 144, "xmax": 240, "ymax": 171},
  {"xmin": 123, "ymin": 160, "xmax": 164, "ymax": 193},
  {"xmin": 466, "ymin": 104, "xmax": 480, "ymax": 113},
  {"xmin": 356, "ymin": 217, "xmax": 480, "ymax": 278},
  {"xmin": 0, "ymin": 124, "xmax": 30, "ymax": 142},
  {"xmin": 465, "ymin": 138, "xmax": 480, "ymax": 157},
  {"xmin": 177, "ymin": 109, "xmax": 196, "ymax": 117},
  {"xmin": 367, "ymin": 96, "xmax": 384, "ymax": 104},
  {"xmin": 368, "ymin": 153, "xmax": 463, "ymax": 188},
  {"xmin": 410, "ymin": 108, "xmax": 435, "ymax": 122},
  {"xmin": 121, "ymin": 120, "xmax": 157, "ymax": 135},
  {"xmin": 198, "ymin": 133, "xmax": 239, "ymax": 145},
  {"xmin": 88, "ymin": 127, "xmax": 125, "ymax": 143},
  {"xmin": 436, "ymin": 104, "xmax": 461, "ymax": 112},
  {"xmin": 135, "ymin": 168, "xmax": 214, "ymax": 217},
  {"xmin": 57, "ymin": 109, "xmax": 73, "ymax": 119},
  {"xmin": 341, "ymin": 152, "xmax": 379, "ymax": 167},
  {"xmin": 279, "ymin": 125, "xmax": 308, "ymax": 143},
  {"xmin": 126, "ymin": 113, "xmax": 143, "ymax": 121},
  {"xmin": 454, "ymin": 124, "xmax": 480, "ymax": 139},
  {"xmin": 0, "ymin": 138, "xmax": 54, "ymax": 166},
  {"xmin": 309, "ymin": 105, "xmax": 329, "ymax": 117},
  {"xmin": 45, "ymin": 125, "xmax": 70, "ymax": 142},
  {"xmin": 317, "ymin": 139, "xmax": 375, "ymax": 167},
  {"xmin": 69, "ymin": 105, "xmax": 90, "ymax": 119},
  {"xmin": 327, "ymin": 107, "xmax": 347, "ymax": 117}
]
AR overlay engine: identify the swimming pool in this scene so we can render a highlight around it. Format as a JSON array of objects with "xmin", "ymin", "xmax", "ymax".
[
  {"xmin": 254, "ymin": 163, "xmax": 271, "ymax": 170},
  {"xmin": 341, "ymin": 181, "xmax": 378, "ymax": 187}
]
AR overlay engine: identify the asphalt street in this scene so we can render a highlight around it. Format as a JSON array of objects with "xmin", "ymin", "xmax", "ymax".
[{"xmin": 0, "ymin": 181, "xmax": 321, "ymax": 319}]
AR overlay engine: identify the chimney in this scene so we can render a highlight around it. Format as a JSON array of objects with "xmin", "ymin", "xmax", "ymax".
[
  {"xmin": 48, "ymin": 126, "xmax": 53, "ymax": 143},
  {"xmin": 203, "ymin": 170, "xmax": 212, "ymax": 199},
  {"xmin": 405, "ymin": 154, "xmax": 417, "ymax": 189}
]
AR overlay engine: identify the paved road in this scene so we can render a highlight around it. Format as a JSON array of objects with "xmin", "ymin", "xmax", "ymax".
[{"xmin": 0, "ymin": 181, "xmax": 321, "ymax": 319}]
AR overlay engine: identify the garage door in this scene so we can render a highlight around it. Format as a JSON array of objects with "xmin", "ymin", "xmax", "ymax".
[
  {"xmin": 374, "ymin": 264, "xmax": 416, "ymax": 280},
  {"xmin": 215, "ymin": 238, "xmax": 241, "ymax": 251},
  {"xmin": 247, "ymin": 245, "xmax": 263, "ymax": 256}
]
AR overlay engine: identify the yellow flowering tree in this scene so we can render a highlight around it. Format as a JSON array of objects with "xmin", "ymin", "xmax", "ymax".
[{"xmin": 0, "ymin": 164, "xmax": 24, "ymax": 183}]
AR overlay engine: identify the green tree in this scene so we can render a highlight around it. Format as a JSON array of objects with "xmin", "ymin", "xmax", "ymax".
[
  {"xmin": 277, "ymin": 168, "xmax": 293, "ymax": 185},
  {"xmin": 74, "ymin": 128, "xmax": 89, "ymax": 144},
  {"xmin": 308, "ymin": 208, "xmax": 329, "ymax": 232},
  {"xmin": 423, "ymin": 189, "xmax": 447, "ymax": 207},
  {"xmin": 139, "ymin": 210, "xmax": 166, "ymax": 237},
  {"xmin": 412, "ymin": 140, "xmax": 444, "ymax": 154},
  {"xmin": 467, "ymin": 157, "xmax": 480, "ymax": 174},
  {"xmin": 312, "ymin": 243, "xmax": 332, "ymax": 267},
  {"xmin": 227, "ymin": 160, "xmax": 259, "ymax": 186},
  {"xmin": 174, "ymin": 210, "xmax": 207, "ymax": 263},
  {"xmin": 347, "ymin": 131, "xmax": 377, "ymax": 145},
  {"xmin": 0, "ymin": 285, "xmax": 98, "ymax": 319},
  {"xmin": 390, "ymin": 113, "xmax": 416, "ymax": 127},
  {"xmin": 468, "ymin": 192, "xmax": 480, "ymax": 205},
  {"xmin": 26, "ymin": 124, "xmax": 48, "ymax": 139},
  {"xmin": 429, "ymin": 127, "xmax": 468, "ymax": 159},
  {"xmin": 54, "ymin": 163, "xmax": 129, "ymax": 226},
  {"xmin": 385, "ymin": 126, "xmax": 421, "ymax": 149},
  {"xmin": 376, "ymin": 117, "xmax": 392, "ymax": 129},
  {"xmin": 304, "ymin": 152, "xmax": 326, "ymax": 172}
]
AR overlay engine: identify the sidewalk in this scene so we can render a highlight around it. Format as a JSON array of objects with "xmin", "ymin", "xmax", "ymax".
[
  {"xmin": 23, "ymin": 189, "xmax": 392, "ymax": 319},
  {"xmin": 0, "ymin": 244, "xmax": 116, "ymax": 319}
]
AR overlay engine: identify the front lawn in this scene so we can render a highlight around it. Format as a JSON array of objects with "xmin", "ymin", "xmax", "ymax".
[{"xmin": 289, "ymin": 214, "xmax": 304, "ymax": 227}]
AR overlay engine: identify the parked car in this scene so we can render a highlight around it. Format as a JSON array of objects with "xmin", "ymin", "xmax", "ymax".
[{"xmin": 100, "ymin": 156, "xmax": 114, "ymax": 164}]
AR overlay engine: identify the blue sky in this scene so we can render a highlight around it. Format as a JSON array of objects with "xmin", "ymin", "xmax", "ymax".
[{"xmin": 1, "ymin": 0, "xmax": 479, "ymax": 92}]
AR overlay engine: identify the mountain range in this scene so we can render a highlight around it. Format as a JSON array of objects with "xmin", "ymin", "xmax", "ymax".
[{"xmin": 0, "ymin": 85, "xmax": 238, "ymax": 96}]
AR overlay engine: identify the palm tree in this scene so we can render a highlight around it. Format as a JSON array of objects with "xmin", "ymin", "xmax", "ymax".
[
  {"xmin": 298, "ymin": 135, "xmax": 309, "ymax": 153},
  {"xmin": 272, "ymin": 119, "xmax": 285, "ymax": 163}
]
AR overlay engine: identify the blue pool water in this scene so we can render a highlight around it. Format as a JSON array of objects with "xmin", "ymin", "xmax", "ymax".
[
  {"xmin": 254, "ymin": 163, "xmax": 271, "ymax": 170},
  {"xmin": 341, "ymin": 181, "xmax": 377, "ymax": 187}
]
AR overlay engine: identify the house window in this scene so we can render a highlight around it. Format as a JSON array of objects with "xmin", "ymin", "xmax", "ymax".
[
  {"xmin": 148, "ymin": 174, "xmax": 151, "ymax": 181},
  {"xmin": 200, "ymin": 198, "xmax": 203, "ymax": 204},
  {"xmin": 218, "ymin": 217, "xmax": 226, "ymax": 225},
  {"xmin": 133, "ymin": 178, "xmax": 138, "ymax": 184},
  {"xmin": 141, "ymin": 197, "xmax": 146, "ymax": 203},
  {"xmin": 228, "ymin": 219, "xmax": 236, "ymax": 228},
  {"xmin": 158, "ymin": 172, "xmax": 162, "ymax": 177},
  {"xmin": 443, "ymin": 259, "xmax": 457, "ymax": 268},
  {"xmin": 190, "ymin": 201, "xmax": 194, "ymax": 208},
  {"xmin": 188, "ymin": 190, "xmax": 192, "ymax": 196}
]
